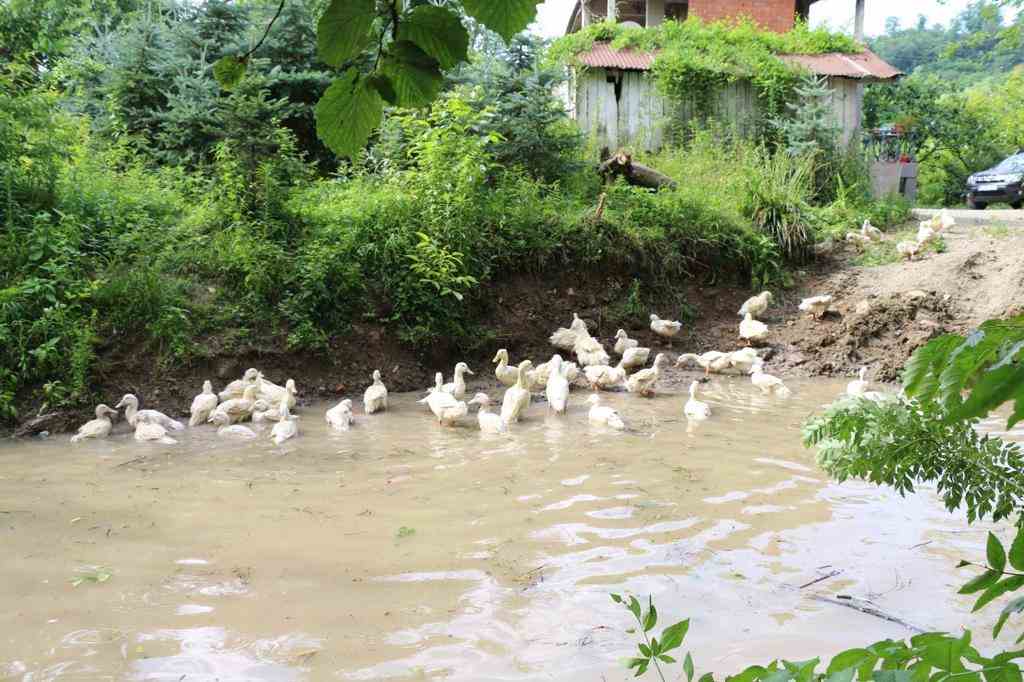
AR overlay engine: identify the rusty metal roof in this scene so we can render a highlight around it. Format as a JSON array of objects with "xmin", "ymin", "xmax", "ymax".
[
  {"xmin": 576, "ymin": 43, "xmax": 658, "ymax": 70},
  {"xmin": 574, "ymin": 43, "xmax": 901, "ymax": 81},
  {"xmin": 779, "ymin": 49, "xmax": 902, "ymax": 80}
]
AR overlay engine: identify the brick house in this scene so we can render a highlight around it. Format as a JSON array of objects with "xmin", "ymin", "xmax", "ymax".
[
  {"xmin": 561, "ymin": 0, "xmax": 901, "ymax": 153},
  {"xmin": 567, "ymin": 0, "xmax": 819, "ymax": 34}
]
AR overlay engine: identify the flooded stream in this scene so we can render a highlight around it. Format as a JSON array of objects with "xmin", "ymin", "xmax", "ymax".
[{"xmin": 0, "ymin": 378, "xmax": 1008, "ymax": 681}]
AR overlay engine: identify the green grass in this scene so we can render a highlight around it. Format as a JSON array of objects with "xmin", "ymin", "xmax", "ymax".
[{"xmin": 855, "ymin": 231, "xmax": 947, "ymax": 266}]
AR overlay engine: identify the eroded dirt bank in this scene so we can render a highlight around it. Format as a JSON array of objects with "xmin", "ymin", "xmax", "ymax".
[{"xmin": 12, "ymin": 219, "xmax": 1024, "ymax": 435}]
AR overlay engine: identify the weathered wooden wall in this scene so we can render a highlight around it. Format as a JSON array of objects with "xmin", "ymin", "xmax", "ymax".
[{"xmin": 570, "ymin": 68, "xmax": 863, "ymax": 151}]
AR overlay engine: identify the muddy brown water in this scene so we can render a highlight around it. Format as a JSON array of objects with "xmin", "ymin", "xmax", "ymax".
[{"xmin": 0, "ymin": 379, "xmax": 1015, "ymax": 681}]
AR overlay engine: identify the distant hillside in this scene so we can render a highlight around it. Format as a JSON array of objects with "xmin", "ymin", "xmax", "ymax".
[{"xmin": 869, "ymin": 1, "xmax": 1024, "ymax": 83}]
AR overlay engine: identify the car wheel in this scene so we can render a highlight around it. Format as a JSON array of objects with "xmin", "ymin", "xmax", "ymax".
[
  {"xmin": 967, "ymin": 198, "xmax": 987, "ymax": 210},
  {"xmin": 1012, "ymin": 201, "xmax": 1023, "ymax": 210}
]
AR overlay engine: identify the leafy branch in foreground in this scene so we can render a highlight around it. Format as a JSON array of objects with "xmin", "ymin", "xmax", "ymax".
[
  {"xmin": 622, "ymin": 527, "xmax": 1024, "ymax": 682},
  {"xmin": 802, "ymin": 395, "xmax": 1024, "ymax": 524},
  {"xmin": 903, "ymin": 315, "xmax": 1024, "ymax": 429},
  {"xmin": 214, "ymin": 0, "xmax": 544, "ymax": 158}
]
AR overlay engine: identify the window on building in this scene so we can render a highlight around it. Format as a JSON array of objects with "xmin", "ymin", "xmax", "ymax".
[{"xmin": 665, "ymin": 1, "xmax": 688, "ymax": 21}]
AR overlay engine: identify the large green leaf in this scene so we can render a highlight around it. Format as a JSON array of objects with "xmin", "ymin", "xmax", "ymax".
[
  {"xmin": 991, "ymin": 532, "xmax": 1009, "ymax": 574},
  {"xmin": 212, "ymin": 55, "xmax": 246, "ymax": 90},
  {"xmin": 461, "ymin": 0, "xmax": 541, "ymax": 41},
  {"xmin": 397, "ymin": 5, "xmax": 469, "ymax": 69},
  {"xmin": 994, "ymin": 596, "xmax": 1024, "ymax": 638},
  {"xmin": 317, "ymin": 0, "xmax": 376, "ymax": 67},
  {"xmin": 961, "ymin": 569, "xmax": 1002, "ymax": 595},
  {"xmin": 1010, "ymin": 528, "xmax": 1024, "ymax": 572},
  {"xmin": 382, "ymin": 40, "xmax": 443, "ymax": 107},
  {"xmin": 315, "ymin": 68, "xmax": 383, "ymax": 158}
]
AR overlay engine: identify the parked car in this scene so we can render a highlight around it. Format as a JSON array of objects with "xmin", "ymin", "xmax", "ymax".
[{"xmin": 965, "ymin": 152, "xmax": 1024, "ymax": 209}]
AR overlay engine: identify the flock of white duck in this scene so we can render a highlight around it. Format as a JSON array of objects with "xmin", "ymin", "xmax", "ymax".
[
  {"xmin": 69, "ymin": 289, "xmax": 888, "ymax": 444},
  {"xmin": 840, "ymin": 209, "xmax": 955, "ymax": 261}
]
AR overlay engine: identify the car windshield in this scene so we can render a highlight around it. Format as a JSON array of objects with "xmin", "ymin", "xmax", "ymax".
[{"xmin": 992, "ymin": 155, "xmax": 1024, "ymax": 174}]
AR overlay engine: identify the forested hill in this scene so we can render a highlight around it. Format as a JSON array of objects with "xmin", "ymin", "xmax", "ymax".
[{"xmin": 869, "ymin": 0, "xmax": 1024, "ymax": 83}]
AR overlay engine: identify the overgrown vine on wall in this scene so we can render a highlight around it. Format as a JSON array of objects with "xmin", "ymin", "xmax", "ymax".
[{"xmin": 547, "ymin": 18, "xmax": 860, "ymax": 121}]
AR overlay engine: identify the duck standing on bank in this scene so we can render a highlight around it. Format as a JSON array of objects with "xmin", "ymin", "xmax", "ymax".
[
  {"xmin": 739, "ymin": 313, "xmax": 769, "ymax": 346},
  {"xmin": 70, "ymin": 404, "xmax": 118, "ymax": 443},
  {"xmin": 189, "ymin": 380, "xmax": 219, "ymax": 427},
  {"xmin": 363, "ymin": 370, "xmax": 388, "ymax": 414},
  {"xmin": 649, "ymin": 314, "xmax": 683, "ymax": 347},
  {"xmin": 467, "ymin": 393, "xmax": 508, "ymax": 434},
  {"xmin": 737, "ymin": 291, "xmax": 773, "ymax": 320},
  {"xmin": 798, "ymin": 295, "xmax": 833, "ymax": 319}
]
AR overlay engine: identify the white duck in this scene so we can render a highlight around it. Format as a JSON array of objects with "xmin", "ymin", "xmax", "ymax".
[
  {"xmin": 133, "ymin": 417, "xmax": 177, "ymax": 444},
  {"xmin": 916, "ymin": 223, "xmax": 936, "ymax": 245},
  {"xmin": 210, "ymin": 411, "xmax": 257, "ymax": 439},
  {"xmin": 467, "ymin": 393, "xmax": 507, "ymax": 434},
  {"xmin": 325, "ymin": 398, "xmax": 354, "ymax": 431},
  {"xmin": 614, "ymin": 329, "xmax": 639, "ymax": 355},
  {"xmin": 544, "ymin": 355, "xmax": 571, "ymax": 414},
  {"xmin": 257, "ymin": 376, "xmax": 297, "ymax": 411},
  {"xmin": 251, "ymin": 399, "xmax": 281, "ymax": 424},
  {"xmin": 737, "ymin": 291, "xmax": 773, "ymax": 319},
  {"xmin": 584, "ymin": 361, "xmax": 628, "ymax": 390},
  {"xmin": 938, "ymin": 208, "xmax": 956, "ymax": 231},
  {"xmin": 626, "ymin": 353, "xmax": 667, "ymax": 396},
  {"xmin": 441, "ymin": 362, "xmax": 474, "ymax": 400},
  {"xmin": 845, "ymin": 231, "xmax": 871, "ymax": 247},
  {"xmin": 620, "ymin": 346, "xmax": 651, "ymax": 371},
  {"xmin": 896, "ymin": 240, "xmax": 920, "ymax": 261},
  {"xmin": 189, "ymin": 380, "xmax": 219, "ymax": 427},
  {"xmin": 219, "ymin": 368, "xmax": 259, "ymax": 402},
  {"xmin": 270, "ymin": 400, "xmax": 299, "ymax": 445},
  {"xmin": 501, "ymin": 360, "xmax": 533, "ymax": 424},
  {"xmin": 846, "ymin": 367, "xmax": 869, "ymax": 396},
  {"xmin": 750, "ymin": 360, "xmax": 791, "ymax": 398},
  {"xmin": 728, "ymin": 347, "xmax": 762, "ymax": 374},
  {"xmin": 494, "ymin": 349, "xmax": 525, "ymax": 387},
  {"xmin": 115, "ymin": 394, "xmax": 184, "ymax": 431},
  {"xmin": 574, "ymin": 327, "xmax": 610, "ymax": 367},
  {"xmin": 649, "ymin": 314, "xmax": 683, "ymax": 346},
  {"xmin": 684, "ymin": 381, "xmax": 712, "ymax": 419},
  {"xmin": 861, "ymin": 219, "xmax": 883, "ymax": 241},
  {"xmin": 70, "ymin": 404, "xmax": 118, "ymax": 443},
  {"xmin": 550, "ymin": 313, "xmax": 586, "ymax": 351},
  {"xmin": 587, "ymin": 394, "xmax": 625, "ymax": 430},
  {"xmin": 533, "ymin": 356, "xmax": 580, "ymax": 388},
  {"xmin": 676, "ymin": 351, "xmax": 730, "ymax": 376},
  {"xmin": 798, "ymin": 295, "xmax": 833, "ymax": 319},
  {"xmin": 739, "ymin": 313, "xmax": 769, "ymax": 345},
  {"xmin": 210, "ymin": 385, "xmax": 258, "ymax": 425},
  {"xmin": 363, "ymin": 370, "xmax": 388, "ymax": 414},
  {"xmin": 419, "ymin": 377, "xmax": 469, "ymax": 426}
]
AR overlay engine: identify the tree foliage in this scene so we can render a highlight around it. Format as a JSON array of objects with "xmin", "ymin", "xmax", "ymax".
[{"xmin": 216, "ymin": 0, "xmax": 545, "ymax": 158}]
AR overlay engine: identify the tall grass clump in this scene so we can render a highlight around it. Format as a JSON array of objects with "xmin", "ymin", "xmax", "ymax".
[{"xmin": 741, "ymin": 152, "xmax": 814, "ymax": 263}]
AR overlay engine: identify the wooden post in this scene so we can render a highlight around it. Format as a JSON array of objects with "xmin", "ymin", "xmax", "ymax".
[
  {"xmin": 608, "ymin": 0, "xmax": 617, "ymax": 22},
  {"xmin": 854, "ymin": 0, "xmax": 865, "ymax": 42}
]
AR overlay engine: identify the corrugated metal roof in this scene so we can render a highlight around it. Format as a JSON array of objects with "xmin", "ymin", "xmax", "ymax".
[
  {"xmin": 779, "ymin": 49, "xmax": 902, "ymax": 80},
  {"xmin": 574, "ymin": 43, "xmax": 901, "ymax": 81},
  {"xmin": 576, "ymin": 43, "xmax": 657, "ymax": 70}
]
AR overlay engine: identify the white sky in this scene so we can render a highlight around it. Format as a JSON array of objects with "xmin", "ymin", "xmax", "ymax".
[{"xmin": 532, "ymin": 0, "xmax": 982, "ymax": 38}]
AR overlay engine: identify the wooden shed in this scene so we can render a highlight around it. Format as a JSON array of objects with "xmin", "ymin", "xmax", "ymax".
[{"xmin": 565, "ymin": 43, "xmax": 901, "ymax": 151}]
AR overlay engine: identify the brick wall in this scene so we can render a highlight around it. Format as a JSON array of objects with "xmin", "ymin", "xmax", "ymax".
[{"xmin": 688, "ymin": 0, "xmax": 798, "ymax": 33}]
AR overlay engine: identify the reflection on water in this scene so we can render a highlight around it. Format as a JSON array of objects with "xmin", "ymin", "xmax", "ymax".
[{"xmin": 0, "ymin": 377, "xmax": 1008, "ymax": 681}]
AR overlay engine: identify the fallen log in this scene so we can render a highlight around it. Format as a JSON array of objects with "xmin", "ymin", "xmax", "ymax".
[{"xmin": 598, "ymin": 150, "xmax": 677, "ymax": 190}]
